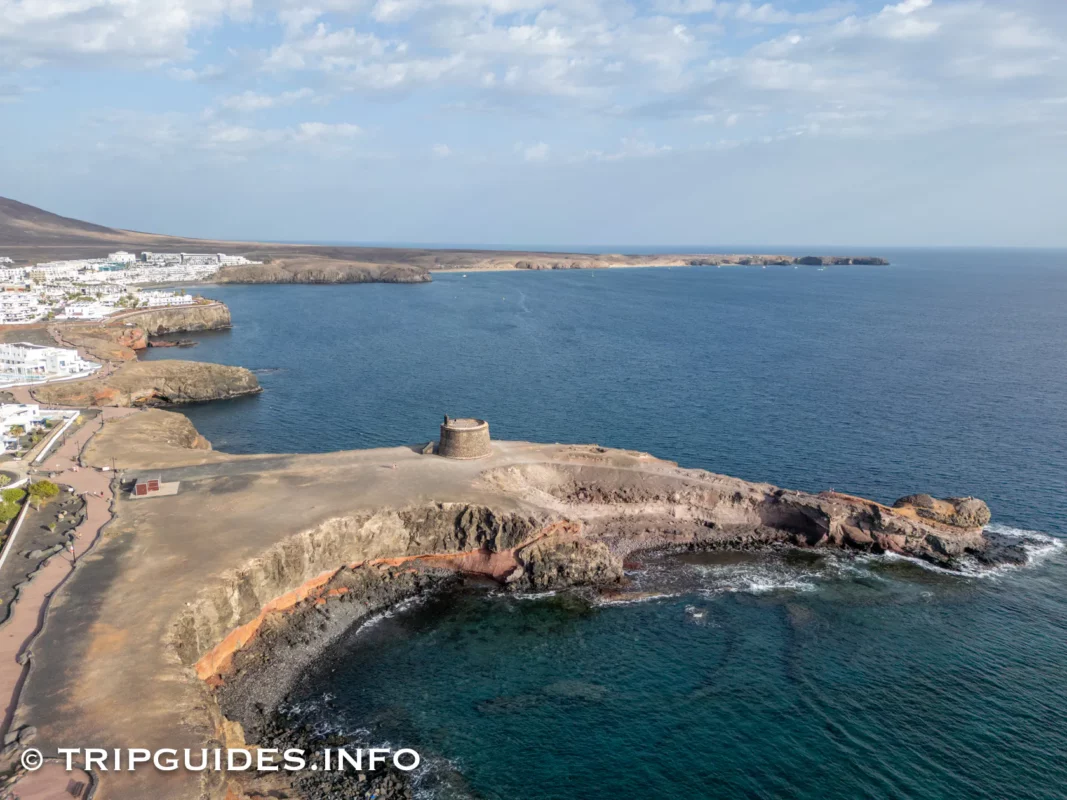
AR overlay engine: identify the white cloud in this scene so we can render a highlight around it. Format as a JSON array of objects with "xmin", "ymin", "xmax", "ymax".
[
  {"xmin": 432, "ymin": 143, "xmax": 452, "ymax": 156},
  {"xmin": 300, "ymin": 121, "xmax": 361, "ymax": 137},
  {"xmin": 3, "ymin": 0, "xmax": 1067, "ymax": 168},
  {"xmin": 520, "ymin": 141, "xmax": 550, "ymax": 161},
  {"xmin": 576, "ymin": 137, "xmax": 673, "ymax": 162},
  {"xmin": 167, "ymin": 64, "xmax": 227, "ymax": 82},
  {"xmin": 82, "ymin": 109, "xmax": 363, "ymax": 162},
  {"xmin": 0, "ymin": 0, "xmax": 252, "ymax": 68},
  {"xmin": 219, "ymin": 88, "xmax": 315, "ymax": 112}
]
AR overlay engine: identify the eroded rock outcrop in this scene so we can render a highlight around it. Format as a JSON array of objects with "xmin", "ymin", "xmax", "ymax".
[
  {"xmin": 795, "ymin": 256, "xmax": 890, "ymax": 266},
  {"xmin": 111, "ymin": 302, "xmax": 231, "ymax": 335},
  {"xmin": 217, "ymin": 258, "xmax": 431, "ymax": 284},
  {"xmin": 33, "ymin": 359, "xmax": 260, "ymax": 407},
  {"xmin": 893, "ymin": 494, "xmax": 992, "ymax": 529},
  {"xmin": 58, "ymin": 324, "xmax": 148, "ymax": 361}
]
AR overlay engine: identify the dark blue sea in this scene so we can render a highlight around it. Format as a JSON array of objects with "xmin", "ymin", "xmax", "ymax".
[{"xmin": 145, "ymin": 250, "xmax": 1067, "ymax": 799}]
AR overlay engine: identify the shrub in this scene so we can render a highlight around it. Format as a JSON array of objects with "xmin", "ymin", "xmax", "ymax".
[
  {"xmin": 2, "ymin": 488, "xmax": 25, "ymax": 503},
  {"xmin": 0, "ymin": 502, "xmax": 20, "ymax": 522},
  {"xmin": 28, "ymin": 480, "xmax": 60, "ymax": 507}
]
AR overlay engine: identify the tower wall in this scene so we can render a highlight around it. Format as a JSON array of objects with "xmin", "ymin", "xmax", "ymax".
[{"xmin": 439, "ymin": 418, "xmax": 491, "ymax": 459}]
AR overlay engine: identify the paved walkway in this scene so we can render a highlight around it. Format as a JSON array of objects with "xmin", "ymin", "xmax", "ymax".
[
  {"xmin": 1, "ymin": 407, "xmax": 134, "ymax": 797},
  {"xmin": 4, "ymin": 761, "xmax": 92, "ymax": 798}
]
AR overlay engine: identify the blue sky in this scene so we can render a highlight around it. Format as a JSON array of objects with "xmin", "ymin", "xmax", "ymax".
[{"xmin": 2, "ymin": 0, "xmax": 1066, "ymax": 247}]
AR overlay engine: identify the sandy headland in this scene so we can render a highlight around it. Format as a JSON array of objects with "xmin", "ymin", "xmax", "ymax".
[{"xmin": 3, "ymin": 403, "xmax": 1005, "ymax": 800}]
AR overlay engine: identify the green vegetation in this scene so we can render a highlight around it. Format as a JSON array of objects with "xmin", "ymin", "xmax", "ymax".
[
  {"xmin": 2, "ymin": 488, "xmax": 25, "ymax": 503},
  {"xmin": 28, "ymin": 479, "xmax": 60, "ymax": 509},
  {"xmin": 0, "ymin": 502, "xmax": 20, "ymax": 523},
  {"xmin": 0, "ymin": 475, "xmax": 10, "ymax": 488}
]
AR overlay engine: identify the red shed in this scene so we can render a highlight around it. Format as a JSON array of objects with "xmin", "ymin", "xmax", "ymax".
[{"xmin": 133, "ymin": 476, "xmax": 161, "ymax": 496}]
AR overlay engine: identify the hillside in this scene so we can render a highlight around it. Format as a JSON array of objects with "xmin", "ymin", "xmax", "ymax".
[{"xmin": 0, "ymin": 196, "xmax": 126, "ymax": 245}]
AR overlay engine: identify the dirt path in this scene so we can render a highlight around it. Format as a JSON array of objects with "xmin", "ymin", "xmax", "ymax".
[{"xmin": 1, "ymin": 407, "xmax": 134, "ymax": 797}]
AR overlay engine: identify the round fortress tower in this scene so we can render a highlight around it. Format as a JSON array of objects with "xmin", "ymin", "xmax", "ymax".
[{"xmin": 439, "ymin": 416, "xmax": 491, "ymax": 459}]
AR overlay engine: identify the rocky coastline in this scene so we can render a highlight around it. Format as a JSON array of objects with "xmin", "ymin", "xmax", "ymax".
[
  {"xmin": 34, "ymin": 301, "xmax": 259, "ymax": 407},
  {"xmin": 177, "ymin": 454, "xmax": 996, "ymax": 800},
  {"xmin": 33, "ymin": 359, "xmax": 260, "ymax": 407},
  {"xmin": 216, "ymin": 259, "xmax": 432, "ymax": 285},
  {"xmin": 113, "ymin": 302, "xmax": 232, "ymax": 335},
  {"xmin": 480, "ymin": 254, "xmax": 890, "ymax": 271}
]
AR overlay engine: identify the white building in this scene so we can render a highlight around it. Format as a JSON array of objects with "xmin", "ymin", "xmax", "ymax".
[
  {"xmin": 108, "ymin": 251, "xmax": 137, "ymax": 264},
  {"xmin": 58, "ymin": 301, "xmax": 113, "ymax": 320},
  {"xmin": 0, "ymin": 342, "xmax": 100, "ymax": 383},
  {"xmin": 28, "ymin": 262, "xmax": 82, "ymax": 281},
  {"xmin": 0, "ymin": 257, "xmax": 13, "ymax": 265},
  {"xmin": 0, "ymin": 292, "xmax": 46, "ymax": 324},
  {"xmin": 139, "ymin": 291, "xmax": 195, "ymax": 307},
  {"xmin": 0, "ymin": 403, "xmax": 43, "ymax": 451}
]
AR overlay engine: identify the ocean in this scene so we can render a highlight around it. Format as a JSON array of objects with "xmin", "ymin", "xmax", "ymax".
[{"xmin": 144, "ymin": 249, "xmax": 1067, "ymax": 799}]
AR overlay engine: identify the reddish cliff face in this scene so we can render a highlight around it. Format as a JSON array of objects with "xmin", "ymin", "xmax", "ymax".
[
  {"xmin": 58, "ymin": 324, "xmax": 148, "ymax": 361},
  {"xmin": 114, "ymin": 326, "xmax": 149, "ymax": 351}
]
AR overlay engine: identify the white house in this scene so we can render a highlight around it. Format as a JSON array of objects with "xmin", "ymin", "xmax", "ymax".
[
  {"xmin": 139, "ymin": 291, "xmax": 195, "ymax": 307},
  {"xmin": 0, "ymin": 342, "xmax": 100, "ymax": 383},
  {"xmin": 0, "ymin": 403, "xmax": 43, "ymax": 451},
  {"xmin": 58, "ymin": 301, "xmax": 113, "ymax": 320},
  {"xmin": 0, "ymin": 292, "xmax": 46, "ymax": 325}
]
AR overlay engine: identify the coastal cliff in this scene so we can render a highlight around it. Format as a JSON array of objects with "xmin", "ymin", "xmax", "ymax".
[
  {"xmin": 32, "ymin": 359, "xmax": 260, "ymax": 407},
  {"xmin": 181, "ymin": 455, "xmax": 992, "ymax": 800},
  {"xmin": 55, "ymin": 302, "xmax": 233, "ymax": 361},
  {"xmin": 110, "ymin": 302, "xmax": 232, "ymax": 335},
  {"xmin": 55, "ymin": 324, "xmax": 148, "ymax": 361},
  {"xmin": 216, "ymin": 258, "xmax": 431, "ymax": 284}
]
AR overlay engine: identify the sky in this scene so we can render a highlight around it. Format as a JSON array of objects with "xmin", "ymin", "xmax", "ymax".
[{"xmin": 1, "ymin": 0, "xmax": 1066, "ymax": 247}]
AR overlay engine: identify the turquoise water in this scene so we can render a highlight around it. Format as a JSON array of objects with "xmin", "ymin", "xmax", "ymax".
[
  {"xmin": 285, "ymin": 548, "xmax": 1067, "ymax": 800},
  {"xmin": 145, "ymin": 250, "xmax": 1067, "ymax": 798}
]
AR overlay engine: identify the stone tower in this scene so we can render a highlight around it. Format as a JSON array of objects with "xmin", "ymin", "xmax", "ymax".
[{"xmin": 438, "ymin": 416, "xmax": 491, "ymax": 459}]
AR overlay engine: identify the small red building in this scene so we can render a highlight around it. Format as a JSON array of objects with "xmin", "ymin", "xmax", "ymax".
[{"xmin": 133, "ymin": 476, "xmax": 161, "ymax": 496}]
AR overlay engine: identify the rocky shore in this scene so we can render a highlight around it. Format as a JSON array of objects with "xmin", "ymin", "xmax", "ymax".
[
  {"xmin": 33, "ymin": 359, "xmax": 260, "ymax": 407},
  {"xmin": 172, "ymin": 451, "xmax": 992, "ymax": 800},
  {"xmin": 56, "ymin": 301, "xmax": 231, "ymax": 361},
  {"xmin": 482, "ymin": 254, "xmax": 890, "ymax": 271},
  {"xmin": 35, "ymin": 301, "xmax": 259, "ymax": 408},
  {"xmin": 111, "ymin": 302, "xmax": 232, "ymax": 335},
  {"xmin": 217, "ymin": 258, "xmax": 431, "ymax": 284}
]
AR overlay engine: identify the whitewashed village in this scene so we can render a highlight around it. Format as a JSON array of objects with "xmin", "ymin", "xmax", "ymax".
[
  {"xmin": 0, "ymin": 250, "xmax": 256, "ymax": 386},
  {"xmin": 0, "ymin": 250, "xmax": 256, "ymax": 325}
]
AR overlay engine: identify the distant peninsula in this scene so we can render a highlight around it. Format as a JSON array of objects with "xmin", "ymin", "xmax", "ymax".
[{"xmin": 0, "ymin": 195, "xmax": 888, "ymax": 285}]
